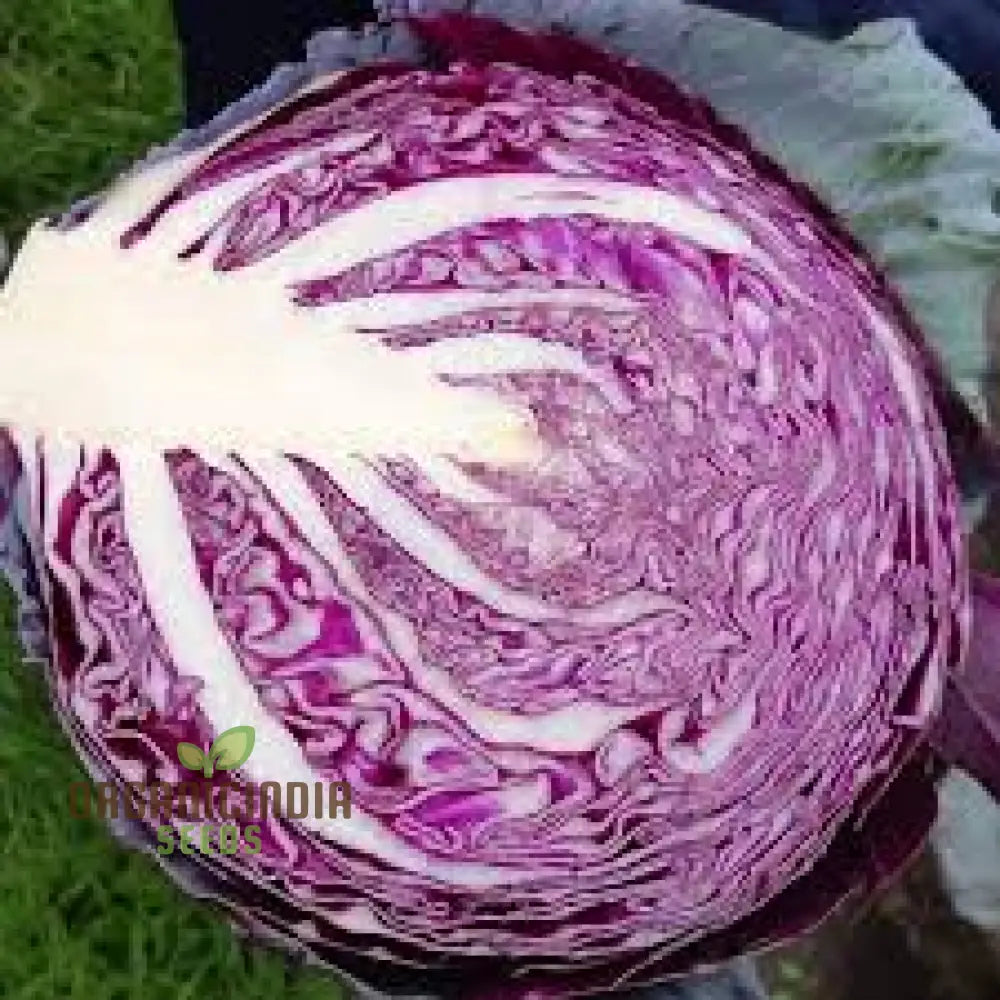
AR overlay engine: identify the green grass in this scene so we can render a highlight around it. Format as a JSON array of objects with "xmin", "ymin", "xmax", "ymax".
[
  {"xmin": 0, "ymin": 3, "xmax": 344, "ymax": 996},
  {"xmin": 0, "ymin": 0, "xmax": 181, "ymax": 243}
]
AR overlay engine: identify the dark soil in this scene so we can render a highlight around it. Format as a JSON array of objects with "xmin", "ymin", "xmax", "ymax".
[{"xmin": 759, "ymin": 850, "xmax": 1000, "ymax": 1000}]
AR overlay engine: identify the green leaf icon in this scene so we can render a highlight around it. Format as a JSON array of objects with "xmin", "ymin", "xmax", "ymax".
[
  {"xmin": 176, "ymin": 742, "xmax": 207, "ymax": 773},
  {"xmin": 205, "ymin": 725, "xmax": 256, "ymax": 778}
]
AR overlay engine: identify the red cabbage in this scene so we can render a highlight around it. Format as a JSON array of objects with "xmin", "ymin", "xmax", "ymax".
[{"xmin": 0, "ymin": 13, "xmax": 996, "ymax": 999}]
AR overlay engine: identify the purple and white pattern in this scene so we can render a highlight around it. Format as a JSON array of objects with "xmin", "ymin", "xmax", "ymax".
[{"xmin": 0, "ymin": 12, "xmax": 976, "ymax": 998}]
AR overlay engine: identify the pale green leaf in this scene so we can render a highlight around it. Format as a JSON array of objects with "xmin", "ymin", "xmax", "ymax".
[
  {"xmin": 175, "ymin": 742, "xmax": 206, "ymax": 773},
  {"xmin": 208, "ymin": 725, "xmax": 256, "ymax": 772},
  {"xmin": 438, "ymin": 1, "xmax": 1000, "ymax": 421}
]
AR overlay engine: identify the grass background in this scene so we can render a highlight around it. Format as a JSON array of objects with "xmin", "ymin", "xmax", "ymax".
[{"xmin": 0, "ymin": 1, "xmax": 342, "ymax": 996}]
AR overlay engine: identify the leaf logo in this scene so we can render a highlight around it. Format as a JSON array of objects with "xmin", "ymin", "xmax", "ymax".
[{"xmin": 177, "ymin": 726, "xmax": 256, "ymax": 778}]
